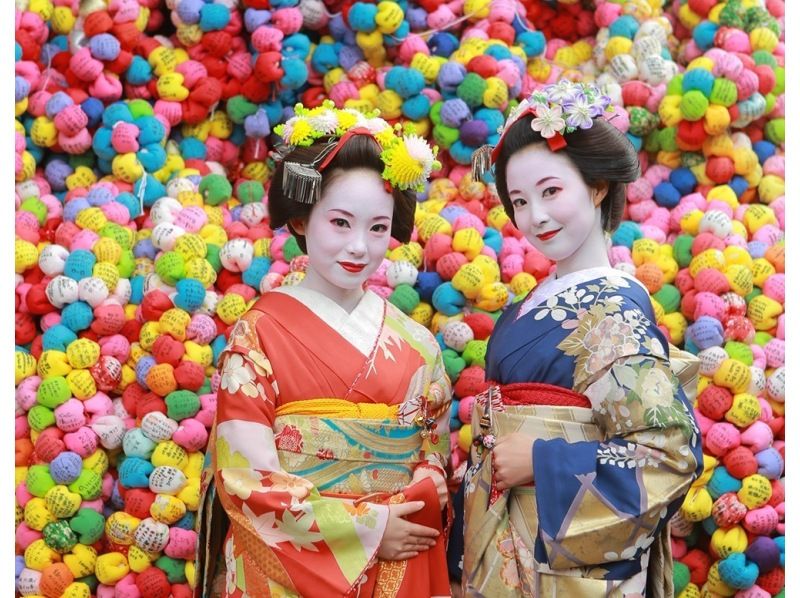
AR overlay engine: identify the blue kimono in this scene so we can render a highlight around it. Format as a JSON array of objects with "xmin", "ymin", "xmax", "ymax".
[{"xmin": 451, "ymin": 267, "xmax": 703, "ymax": 597}]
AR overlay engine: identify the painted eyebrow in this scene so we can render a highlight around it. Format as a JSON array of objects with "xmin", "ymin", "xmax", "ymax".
[
  {"xmin": 509, "ymin": 176, "xmax": 560, "ymax": 195},
  {"xmin": 328, "ymin": 209, "xmax": 390, "ymax": 221}
]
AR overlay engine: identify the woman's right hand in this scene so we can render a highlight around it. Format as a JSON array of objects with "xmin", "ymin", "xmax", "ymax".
[{"xmin": 377, "ymin": 501, "xmax": 439, "ymax": 561}]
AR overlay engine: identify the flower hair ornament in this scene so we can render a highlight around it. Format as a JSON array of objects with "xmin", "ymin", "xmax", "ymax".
[
  {"xmin": 471, "ymin": 80, "xmax": 612, "ymax": 181},
  {"xmin": 273, "ymin": 100, "xmax": 441, "ymax": 204}
]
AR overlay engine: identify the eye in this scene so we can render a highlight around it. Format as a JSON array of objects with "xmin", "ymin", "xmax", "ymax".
[
  {"xmin": 332, "ymin": 218, "xmax": 350, "ymax": 228},
  {"xmin": 371, "ymin": 224, "xmax": 389, "ymax": 233},
  {"xmin": 542, "ymin": 186, "xmax": 560, "ymax": 198},
  {"xmin": 511, "ymin": 197, "xmax": 526, "ymax": 208}
]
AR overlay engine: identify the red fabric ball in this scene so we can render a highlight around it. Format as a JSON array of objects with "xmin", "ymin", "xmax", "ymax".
[
  {"xmin": 215, "ymin": 269, "xmax": 242, "ymax": 292},
  {"xmin": 136, "ymin": 567, "xmax": 172, "ymax": 598},
  {"xmin": 677, "ymin": 119, "xmax": 707, "ymax": 149},
  {"xmin": 680, "ymin": 289, "xmax": 698, "ymax": 320},
  {"xmin": 136, "ymin": 394, "xmax": 167, "ymax": 419},
  {"xmin": 120, "ymin": 319, "xmax": 142, "ymax": 344},
  {"xmin": 152, "ymin": 335, "xmax": 186, "ymax": 368},
  {"xmin": 27, "ymin": 284, "xmax": 58, "ymax": 315},
  {"xmin": 688, "ymin": 0, "xmax": 716, "ymax": 16},
  {"xmin": 452, "ymin": 366, "xmax": 489, "ymax": 398},
  {"xmin": 35, "ymin": 428, "xmax": 66, "ymax": 463},
  {"xmin": 693, "ymin": 267, "xmax": 731, "ymax": 295},
  {"xmin": 30, "ymin": 335, "xmax": 44, "ymax": 360},
  {"xmin": 124, "ymin": 488, "xmax": 157, "ymax": 520},
  {"xmin": 141, "ymin": 290, "xmax": 174, "ymax": 322},
  {"xmin": 698, "ymin": 385, "xmax": 733, "ymax": 420},
  {"xmin": 757, "ymin": 567, "xmax": 784, "ymax": 595},
  {"xmin": 674, "ymin": 269, "xmax": 695, "ymax": 294},
  {"xmin": 92, "ymin": 304, "xmax": 126, "ymax": 336},
  {"xmin": 523, "ymin": 250, "xmax": 551, "ymax": 280},
  {"xmin": 691, "ymin": 232, "xmax": 727, "ymax": 256},
  {"xmin": 467, "ymin": 55, "xmax": 499, "ymax": 78},
  {"xmin": 83, "ymin": 11, "xmax": 113, "ymax": 37},
  {"xmin": 705, "ymin": 156, "xmax": 735, "ymax": 184},
  {"xmin": 622, "ymin": 81, "xmax": 651, "ymax": 107},
  {"xmin": 754, "ymin": 64, "xmax": 776, "ymax": 95},
  {"xmin": 171, "ymin": 584, "xmax": 194, "ymax": 598},
  {"xmin": 463, "ymin": 312, "xmax": 494, "ymax": 340},
  {"xmin": 203, "ymin": 31, "xmax": 234, "ymax": 59},
  {"xmin": 122, "ymin": 383, "xmax": 148, "ymax": 416},
  {"xmin": 16, "ymin": 312, "xmax": 38, "ymax": 345},
  {"xmin": 91, "ymin": 355, "xmax": 123, "ymax": 392},
  {"xmin": 722, "ymin": 445, "xmax": 759, "ymax": 479},
  {"xmin": 767, "ymin": 479, "xmax": 784, "ymax": 507},
  {"xmin": 253, "ymin": 52, "xmax": 284, "ymax": 84},
  {"xmin": 174, "ymin": 361, "xmax": 205, "ymax": 391},
  {"xmin": 681, "ymin": 548, "xmax": 712, "ymax": 586}
]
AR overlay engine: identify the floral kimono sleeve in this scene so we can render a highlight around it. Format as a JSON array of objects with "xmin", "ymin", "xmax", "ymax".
[
  {"xmin": 531, "ymin": 298, "xmax": 703, "ymax": 571},
  {"xmin": 416, "ymin": 348, "xmax": 453, "ymax": 477},
  {"xmin": 214, "ymin": 310, "xmax": 390, "ymax": 596}
]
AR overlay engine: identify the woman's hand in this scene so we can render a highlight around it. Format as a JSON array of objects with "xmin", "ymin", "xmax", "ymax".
[
  {"xmin": 492, "ymin": 432, "xmax": 535, "ymax": 491},
  {"xmin": 377, "ymin": 501, "xmax": 440, "ymax": 561},
  {"xmin": 411, "ymin": 466, "xmax": 448, "ymax": 510}
]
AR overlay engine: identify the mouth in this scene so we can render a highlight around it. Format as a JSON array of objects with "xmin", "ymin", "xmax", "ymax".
[
  {"xmin": 338, "ymin": 262, "xmax": 367, "ymax": 273},
  {"xmin": 536, "ymin": 228, "xmax": 562, "ymax": 241}
]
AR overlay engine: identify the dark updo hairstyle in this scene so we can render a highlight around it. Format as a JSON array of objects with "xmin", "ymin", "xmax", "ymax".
[
  {"xmin": 494, "ymin": 115, "xmax": 640, "ymax": 233},
  {"xmin": 268, "ymin": 134, "xmax": 417, "ymax": 253}
]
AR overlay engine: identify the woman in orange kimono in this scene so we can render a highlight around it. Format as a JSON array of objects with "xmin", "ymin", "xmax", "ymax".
[{"xmin": 194, "ymin": 103, "xmax": 452, "ymax": 597}]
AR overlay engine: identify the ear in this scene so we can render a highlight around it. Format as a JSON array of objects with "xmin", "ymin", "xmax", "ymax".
[
  {"xmin": 591, "ymin": 182, "xmax": 609, "ymax": 208},
  {"xmin": 289, "ymin": 217, "xmax": 306, "ymax": 235}
]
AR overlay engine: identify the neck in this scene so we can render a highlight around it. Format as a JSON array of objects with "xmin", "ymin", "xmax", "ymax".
[
  {"xmin": 555, "ymin": 221, "xmax": 610, "ymax": 278},
  {"xmin": 299, "ymin": 266, "xmax": 365, "ymax": 314}
]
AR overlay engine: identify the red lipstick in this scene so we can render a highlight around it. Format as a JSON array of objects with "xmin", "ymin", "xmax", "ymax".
[
  {"xmin": 536, "ymin": 228, "xmax": 562, "ymax": 241},
  {"xmin": 339, "ymin": 262, "xmax": 366, "ymax": 273}
]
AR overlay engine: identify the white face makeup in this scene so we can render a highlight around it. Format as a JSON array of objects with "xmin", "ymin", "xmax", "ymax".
[
  {"xmin": 505, "ymin": 144, "xmax": 610, "ymax": 277},
  {"xmin": 294, "ymin": 168, "xmax": 394, "ymax": 311}
]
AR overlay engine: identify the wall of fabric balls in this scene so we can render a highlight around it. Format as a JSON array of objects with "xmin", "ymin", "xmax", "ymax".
[{"xmin": 14, "ymin": 0, "xmax": 785, "ymax": 596}]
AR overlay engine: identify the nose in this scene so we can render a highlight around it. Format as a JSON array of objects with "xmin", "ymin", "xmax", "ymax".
[
  {"xmin": 527, "ymin": 196, "xmax": 550, "ymax": 228},
  {"xmin": 347, "ymin": 231, "xmax": 368, "ymax": 257}
]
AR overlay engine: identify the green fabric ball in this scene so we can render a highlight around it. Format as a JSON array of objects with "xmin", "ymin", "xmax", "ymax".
[
  {"xmin": 457, "ymin": 73, "xmax": 488, "ymax": 109},
  {"xmin": 462, "ymin": 340, "xmax": 487, "ymax": 368},
  {"xmin": 752, "ymin": 50, "xmax": 778, "ymax": 69},
  {"xmin": 627, "ymin": 107, "xmax": 659, "ymax": 137},
  {"xmin": 237, "ymin": 181, "xmax": 265, "ymax": 204},
  {"xmin": 155, "ymin": 251, "xmax": 186, "ymax": 286},
  {"xmin": 156, "ymin": 555, "xmax": 188, "ymax": 583},
  {"xmin": 389, "ymin": 284, "xmax": 420, "ymax": 315},
  {"xmin": 198, "ymin": 377, "xmax": 212, "ymax": 395},
  {"xmin": 710, "ymin": 78, "xmax": 738, "ymax": 108},
  {"xmin": 165, "ymin": 390, "xmax": 201, "ymax": 421},
  {"xmin": 429, "ymin": 101, "xmax": 443, "ymax": 125},
  {"xmin": 205, "ymin": 244, "xmax": 222, "ymax": 272},
  {"xmin": 681, "ymin": 151, "xmax": 705, "ymax": 168},
  {"xmin": 658, "ymin": 127, "xmax": 679, "ymax": 152},
  {"xmin": 43, "ymin": 520, "xmax": 78, "ymax": 553},
  {"xmin": 765, "ymin": 118, "xmax": 785, "ymax": 144},
  {"xmin": 100, "ymin": 223, "xmax": 133, "ymax": 249},
  {"xmin": 666, "ymin": 74, "xmax": 684, "ymax": 96},
  {"xmin": 773, "ymin": 67, "xmax": 785, "ymax": 95},
  {"xmin": 68, "ymin": 469, "xmax": 102, "ymax": 501},
  {"xmin": 28, "ymin": 405, "xmax": 56, "ymax": 432},
  {"xmin": 442, "ymin": 348, "xmax": 466, "ymax": 381},
  {"xmin": 753, "ymin": 331, "xmax": 773, "ymax": 347},
  {"xmin": 673, "ymin": 561, "xmax": 690, "ymax": 595},
  {"xmin": 117, "ymin": 250, "xmax": 136, "ymax": 279},
  {"xmin": 77, "ymin": 576, "xmax": 99, "ymax": 592},
  {"xmin": 644, "ymin": 130, "xmax": 661, "ymax": 153},
  {"xmin": 37, "ymin": 376, "xmax": 72, "ymax": 409},
  {"xmin": 26, "ymin": 464, "xmax": 57, "ymax": 497},
  {"xmin": 226, "ymin": 95, "xmax": 259, "ymax": 123},
  {"xmin": 433, "ymin": 124, "xmax": 460, "ymax": 149},
  {"xmin": 128, "ymin": 99, "xmax": 154, "ymax": 118},
  {"xmin": 672, "ymin": 235, "xmax": 695, "ymax": 268},
  {"xmin": 653, "ymin": 284, "xmax": 681, "ymax": 314},
  {"xmin": 745, "ymin": 287, "xmax": 762, "ymax": 305},
  {"xmin": 282, "ymin": 236, "xmax": 304, "ymax": 262},
  {"xmin": 199, "ymin": 174, "xmax": 233, "ymax": 206},
  {"xmin": 725, "ymin": 341, "xmax": 753, "ymax": 366},
  {"xmin": 680, "ymin": 90, "xmax": 709, "ymax": 121},
  {"xmin": 20, "ymin": 197, "xmax": 48, "ymax": 225}
]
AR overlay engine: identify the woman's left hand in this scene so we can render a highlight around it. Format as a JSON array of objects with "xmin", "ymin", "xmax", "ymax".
[
  {"xmin": 492, "ymin": 432, "xmax": 535, "ymax": 491},
  {"xmin": 411, "ymin": 466, "xmax": 448, "ymax": 510}
]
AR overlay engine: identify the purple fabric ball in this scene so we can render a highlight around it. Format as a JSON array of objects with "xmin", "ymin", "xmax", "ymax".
[
  {"xmin": 406, "ymin": 7, "xmax": 428, "ymax": 30},
  {"xmin": 45, "ymin": 91, "xmax": 73, "ymax": 120},
  {"xmin": 87, "ymin": 187, "xmax": 114, "ymax": 207},
  {"xmin": 244, "ymin": 8, "xmax": 271, "ymax": 31},
  {"xmin": 437, "ymin": 62, "xmax": 466, "ymax": 91},
  {"xmin": 44, "ymin": 160, "xmax": 72, "ymax": 191},
  {"xmin": 440, "ymin": 98, "xmax": 471, "ymax": 128},
  {"xmin": 339, "ymin": 45, "xmax": 363, "ymax": 71},
  {"xmin": 177, "ymin": 0, "xmax": 204, "ymax": 24},
  {"xmin": 459, "ymin": 119, "xmax": 489, "ymax": 147},
  {"xmin": 745, "ymin": 536, "xmax": 781, "ymax": 573}
]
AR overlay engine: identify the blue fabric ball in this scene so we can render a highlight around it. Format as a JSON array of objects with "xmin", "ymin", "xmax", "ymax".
[
  {"xmin": 61, "ymin": 301, "xmax": 93, "ymax": 332},
  {"xmin": 64, "ymin": 250, "xmax": 97, "ymax": 280},
  {"xmin": 416, "ymin": 271, "xmax": 444, "ymax": 302},
  {"xmin": 129, "ymin": 275, "xmax": 145, "ymax": 305},
  {"xmin": 42, "ymin": 324, "xmax": 77, "ymax": 352},
  {"xmin": 135, "ymin": 355, "xmax": 157, "ymax": 388},
  {"xmin": 432, "ymin": 282, "xmax": 466, "ymax": 316},
  {"xmin": 718, "ymin": 553, "xmax": 759, "ymax": 589},
  {"xmin": 515, "ymin": 31, "xmax": 545, "ymax": 57},
  {"xmin": 174, "ymin": 279, "xmax": 207, "ymax": 312},
  {"xmin": 685, "ymin": 315, "xmax": 724, "ymax": 350},
  {"xmin": 92, "ymin": 128, "xmax": 116, "ymax": 161},
  {"xmin": 134, "ymin": 174, "xmax": 166, "ymax": 207},
  {"xmin": 179, "ymin": 137, "xmax": 207, "ymax": 161},
  {"xmin": 449, "ymin": 140, "xmax": 475, "ymax": 165},
  {"xmin": 428, "ymin": 32, "xmax": 459, "ymax": 57},
  {"xmin": 693, "ymin": 20, "xmax": 718, "ymax": 51},
  {"xmin": 101, "ymin": 103, "xmax": 133, "ymax": 128},
  {"xmin": 242, "ymin": 257, "xmax": 272, "ymax": 289},
  {"xmin": 670, "ymin": 167, "xmax": 697, "ymax": 195},
  {"xmin": 484, "ymin": 45, "xmax": 512, "ymax": 61},
  {"xmin": 282, "ymin": 34, "xmax": 311, "ymax": 61},
  {"xmin": 729, "ymin": 175, "xmax": 749, "ymax": 198},
  {"xmin": 483, "ymin": 228, "xmax": 503, "ymax": 254},
  {"xmin": 653, "ymin": 181, "xmax": 682, "ymax": 208},
  {"xmin": 611, "ymin": 221, "xmax": 642, "ymax": 249},
  {"xmin": 403, "ymin": 94, "xmax": 431, "ymax": 120},
  {"xmin": 211, "ymin": 335, "xmax": 228, "ymax": 366},
  {"xmin": 281, "ymin": 57, "xmax": 308, "ymax": 90},
  {"xmin": 50, "ymin": 452, "xmax": 83, "ymax": 485},
  {"xmin": 118, "ymin": 456, "xmax": 154, "ymax": 489},
  {"xmin": 609, "ymin": 15, "xmax": 639, "ymax": 39},
  {"xmin": 199, "ymin": 2, "xmax": 231, "ymax": 31},
  {"xmin": 707, "ymin": 465, "xmax": 742, "ymax": 499},
  {"xmin": 753, "ymin": 140, "xmax": 776, "ymax": 164},
  {"xmin": 136, "ymin": 116, "xmax": 165, "ymax": 146},
  {"xmin": 311, "ymin": 43, "xmax": 340, "ymax": 73},
  {"xmin": 385, "ymin": 67, "xmax": 425, "ymax": 98},
  {"xmin": 137, "ymin": 143, "xmax": 167, "ymax": 172},
  {"xmin": 348, "ymin": 3, "xmax": 378, "ymax": 32},
  {"xmin": 81, "ymin": 98, "xmax": 104, "ymax": 129},
  {"xmin": 175, "ymin": 511, "xmax": 196, "ymax": 531},
  {"xmin": 434, "ymin": 331, "xmax": 446, "ymax": 352},
  {"xmin": 682, "ymin": 68, "xmax": 715, "ymax": 97},
  {"xmin": 626, "ymin": 133, "xmax": 643, "ymax": 151}
]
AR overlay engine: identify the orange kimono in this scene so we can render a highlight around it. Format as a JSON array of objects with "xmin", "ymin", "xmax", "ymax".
[{"xmin": 195, "ymin": 286, "xmax": 452, "ymax": 597}]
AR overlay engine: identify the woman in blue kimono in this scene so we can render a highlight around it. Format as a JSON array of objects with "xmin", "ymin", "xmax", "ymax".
[{"xmin": 450, "ymin": 81, "xmax": 704, "ymax": 597}]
